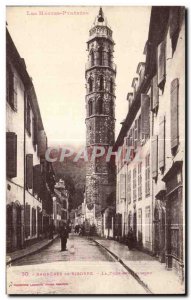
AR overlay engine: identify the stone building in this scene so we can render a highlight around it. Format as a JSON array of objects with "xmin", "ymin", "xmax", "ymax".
[
  {"xmin": 85, "ymin": 8, "xmax": 116, "ymax": 235},
  {"xmin": 54, "ymin": 179, "xmax": 69, "ymax": 229},
  {"xmin": 6, "ymin": 27, "xmax": 55, "ymax": 252},
  {"xmin": 114, "ymin": 7, "xmax": 185, "ymax": 281}
]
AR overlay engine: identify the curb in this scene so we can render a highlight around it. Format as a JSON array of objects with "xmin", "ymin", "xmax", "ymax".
[
  {"xmin": 6, "ymin": 235, "xmax": 58, "ymax": 266},
  {"xmin": 93, "ymin": 239, "xmax": 153, "ymax": 295}
]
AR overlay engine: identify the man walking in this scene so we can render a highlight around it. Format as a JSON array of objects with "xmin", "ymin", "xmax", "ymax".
[{"xmin": 59, "ymin": 222, "xmax": 69, "ymax": 251}]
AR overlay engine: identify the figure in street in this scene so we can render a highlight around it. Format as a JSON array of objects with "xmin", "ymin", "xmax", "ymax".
[
  {"xmin": 59, "ymin": 222, "xmax": 69, "ymax": 251},
  {"xmin": 127, "ymin": 227, "xmax": 134, "ymax": 250}
]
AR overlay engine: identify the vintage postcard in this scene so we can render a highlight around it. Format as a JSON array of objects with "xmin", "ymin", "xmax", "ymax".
[{"xmin": 6, "ymin": 6, "xmax": 186, "ymax": 295}]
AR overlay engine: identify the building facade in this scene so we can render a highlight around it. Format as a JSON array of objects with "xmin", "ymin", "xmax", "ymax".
[
  {"xmin": 6, "ymin": 28, "xmax": 55, "ymax": 252},
  {"xmin": 85, "ymin": 8, "xmax": 116, "ymax": 234},
  {"xmin": 114, "ymin": 7, "xmax": 185, "ymax": 281},
  {"xmin": 54, "ymin": 179, "xmax": 69, "ymax": 229}
]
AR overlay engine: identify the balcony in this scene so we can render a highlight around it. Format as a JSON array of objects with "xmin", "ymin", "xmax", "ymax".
[{"xmin": 85, "ymin": 61, "xmax": 117, "ymax": 73}]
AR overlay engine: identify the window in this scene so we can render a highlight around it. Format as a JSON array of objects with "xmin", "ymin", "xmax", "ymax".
[
  {"xmin": 32, "ymin": 207, "xmax": 36, "ymax": 236},
  {"xmin": 26, "ymin": 100, "xmax": 31, "ymax": 135},
  {"xmin": 157, "ymin": 40, "xmax": 166, "ymax": 91},
  {"xmin": 138, "ymin": 114, "xmax": 141, "ymax": 147},
  {"xmin": 145, "ymin": 154, "xmax": 150, "ymax": 196},
  {"xmin": 141, "ymin": 94, "xmax": 150, "ymax": 141},
  {"xmin": 108, "ymin": 49, "xmax": 111, "ymax": 66},
  {"xmin": 90, "ymin": 50, "xmax": 94, "ymax": 66},
  {"xmin": 171, "ymin": 78, "xmax": 179, "ymax": 153},
  {"xmin": 88, "ymin": 77, "xmax": 93, "ymax": 93},
  {"xmin": 159, "ymin": 115, "xmax": 165, "ymax": 170},
  {"xmin": 89, "ymin": 100, "xmax": 93, "ymax": 116},
  {"xmin": 145, "ymin": 206, "xmax": 151, "ymax": 242},
  {"xmin": 110, "ymin": 78, "xmax": 113, "ymax": 93},
  {"xmin": 133, "ymin": 167, "xmax": 137, "ymax": 202},
  {"xmin": 97, "ymin": 97, "xmax": 103, "ymax": 114},
  {"xmin": 120, "ymin": 174, "xmax": 126, "ymax": 200},
  {"xmin": 138, "ymin": 162, "xmax": 142, "ymax": 200},
  {"xmin": 98, "ymin": 46, "xmax": 103, "ymax": 65},
  {"xmin": 127, "ymin": 170, "xmax": 131, "ymax": 204},
  {"xmin": 99, "ymin": 75, "xmax": 104, "ymax": 91},
  {"xmin": 6, "ymin": 63, "xmax": 17, "ymax": 111},
  {"xmin": 6, "ymin": 132, "xmax": 17, "ymax": 178},
  {"xmin": 151, "ymin": 135, "xmax": 158, "ymax": 179},
  {"xmin": 32, "ymin": 118, "xmax": 38, "ymax": 149},
  {"xmin": 134, "ymin": 119, "xmax": 138, "ymax": 149},
  {"xmin": 151, "ymin": 74, "xmax": 159, "ymax": 112},
  {"xmin": 26, "ymin": 154, "xmax": 33, "ymax": 190}
]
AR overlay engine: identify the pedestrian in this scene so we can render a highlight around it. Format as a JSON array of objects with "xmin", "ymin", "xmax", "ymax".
[
  {"xmin": 59, "ymin": 222, "xmax": 69, "ymax": 251},
  {"xmin": 48, "ymin": 221, "xmax": 54, "ymax": 240},
  {"xmin": 127, "ymin": 227, "xmax": 134, "ymax": 250}
]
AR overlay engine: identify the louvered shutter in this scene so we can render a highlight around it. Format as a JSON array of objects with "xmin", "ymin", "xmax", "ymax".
[
  {"xmin": 141, "ymin": 94, "xmax": 150, "ymax": 140},
  {"xmin": 138, "ymin": 115, "xmax": 141, "ymax": 146},
  {"xmin": 157, "ymin": 40, "xmax": 166, "ymax": 90},
  {"xmin": 33, "ymin": 164, "xmax": 41, "ymax": 195},
  {"xmin": 152, "ymin": 135, "xmax": 158, "ymax": 179},
  {"xmin": 26, "ymin": 154, "xmax": 33, "ymax": 189},
  {"xmin": 13, "ymin": 75, "xmax": 17, "ymax": 111},
  {"xmin": 134, "ymin": 120, "xmax": 138, "ymax": 149},
  {"xmin": 151, "ymin": 74, "xmax": 159, "ymax": 111},
  {"xmin": 32, "ymin": 118, "xmax": 38, "ymax": 146},
  {"xmin": 159, "ymin": 115, "xmax": 165, "ymax": 169},
  {"xmin": 171, "ymin": 78, "xmax": 179, "ymax": 150},
  {"xmin": 6, "ymin": 132, "xmax": 17, "ymax": 178},
  {"xmin": 38, "ymin": 130, "xmax": 47, "ymax": 158}
]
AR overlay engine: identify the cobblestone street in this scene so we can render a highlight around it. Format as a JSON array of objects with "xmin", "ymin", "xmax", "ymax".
[{"xmin": 7, "ymin": 235, "xmax": 147, "ymax": 294}]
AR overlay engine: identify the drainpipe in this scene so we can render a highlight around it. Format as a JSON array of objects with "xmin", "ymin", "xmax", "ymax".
[{"xmin": 23, "ymin": 90, "xmax": 26, "ymax": 248}]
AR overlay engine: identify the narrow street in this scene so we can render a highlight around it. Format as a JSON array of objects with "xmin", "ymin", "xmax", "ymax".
[{"xmin": 7, "ymin": 235, "xmax": 147, "ymax": 294}]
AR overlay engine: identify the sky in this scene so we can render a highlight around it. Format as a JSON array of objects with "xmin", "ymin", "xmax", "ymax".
[{"xmin": 6, "ymin": 6, "xmax": 151, "ymax": 148}]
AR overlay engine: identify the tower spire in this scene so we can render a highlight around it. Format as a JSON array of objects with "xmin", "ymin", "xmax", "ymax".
[{"xmin": 97, "ymin": 7, "xmax": 104, "ymax": 22}]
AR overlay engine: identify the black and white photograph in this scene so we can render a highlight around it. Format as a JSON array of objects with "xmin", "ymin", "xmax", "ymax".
[{"xmin": 5, "ymin": 5, "xmax": 186, "ymax": 295}]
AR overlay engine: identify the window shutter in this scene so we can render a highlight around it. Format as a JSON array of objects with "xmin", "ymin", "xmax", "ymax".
[
  {"xmin": 151, "ymin": 74, "xmax": 159, "ymax": 111},
  {"xmin": 26, "ymin": 154, "xmax": 33, "ymax": 189},
  {"xmin": 151, "ymin": 135, "xmax": 158, "ymax": 179},
  {"xmin": 38, "ymin": 130, "xmax": 47, "ymax": 158},
  {"xmin": 32, "ymin": 118, "xmax": 38, "ymax": 146},
  {"xmin": 13, "ymin": 75, "xmax": 17, "ymax": 111},
  {"xmin": 159, "ymin": 115, "xmax": 165, "ymax": 169},
  {"xmin": 169, "ymin": 7, "xmax": 180, "ymax": 53},
  {"xmin": 141, "ymin": 94, "xmax": 150, "ymax": 140},
  {"xmin": 138, "ymin": 115, "xmax": 141, "ymax": 146},
  {"xmin": 6, "ymin": 132, "xmax": 17, "ymax": 178},
  {"xmin": 157, "ymin": 40, "xmax": 166, "ymax": 90},
  {"xmin": 33, "ymin": 164, "xmax": 41, "ymax": 195},
  {"xmin": 171, "ymin": 78, "xmax": 179, "ymax": 150},
  {"xmin": 134, "ymin": 119, "xmax": 138, "ymax": 149},
  {"xmin": 127, "ymin": 129, "xmax": 132, "ymax": 147}
]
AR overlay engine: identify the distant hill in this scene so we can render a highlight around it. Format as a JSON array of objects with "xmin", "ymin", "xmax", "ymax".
[{"xmin": 52, "ymin": 153, "xmax": 86, "ymax": 211}]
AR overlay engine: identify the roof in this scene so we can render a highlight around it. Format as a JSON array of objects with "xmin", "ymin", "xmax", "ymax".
[{"xmin": 114, "ymin": 7, "xmax": 170, "ymax": 150}]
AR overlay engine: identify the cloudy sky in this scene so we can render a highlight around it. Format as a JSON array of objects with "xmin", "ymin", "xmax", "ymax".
[{"xmin": 6, "ymin": 6, "xmax": 151, "ymax": 148}]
